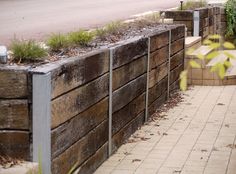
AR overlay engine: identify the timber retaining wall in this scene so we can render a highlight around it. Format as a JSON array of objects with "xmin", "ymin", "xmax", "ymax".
[{"xmin": 0, "ymin": 24, "xmax": 185, "ymax": 174}]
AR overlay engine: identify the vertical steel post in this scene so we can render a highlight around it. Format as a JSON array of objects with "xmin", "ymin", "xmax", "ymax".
[
  {"xmin": 167, "ymin": 30, "xmax": 172, "ymax": 99},
  {"xmin": 108, "ymin": 48, "xmax": 113, "ymax": 156},
  {"xmin": 193, "ymin": 10, "xmax": 200, "ymax": 37},
  {"xmin": 32, "ymin": 72, "xmax": 51, "ymax": 174},
  {"xmin": 145, "ymin": 38, "xmax": 151, "ymax": 122}
]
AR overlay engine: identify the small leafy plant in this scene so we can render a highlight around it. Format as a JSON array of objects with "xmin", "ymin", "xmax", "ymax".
[
  {"xmin": 10, "ymin": 39, "xmax": 47, "ymax": 63},
  {"xmin": 68, "ymin": 30, "xmax": 94, "ymax": 47},
  {"xmin": 179, "ymin": 0, "xmax": 207, "ymax": 10},
  {"xmin": 47, "ymin": 33, "xmax": 69, "ymax": 51},
  {"xmin": 180, "ymin": 35, "xmax": 236, "ymax": 91}
]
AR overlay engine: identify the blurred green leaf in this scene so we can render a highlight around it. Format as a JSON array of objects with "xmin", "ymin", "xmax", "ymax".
[
  {"xmin": 189, "ymin": 60, "xmax": 201, "ymax": 68},
  {"xmin": 218, "ymin": 64, "xmax": 225, "ymax": 79},
  {"xmin": 223, "ymin": 51, "xmax": 236, "ymax": 59},
  {"xmin": 223, "ymin": 42, "xmax": 235, "ymax": 49},
  {"xmin": 209, "ymin": 43, "xmax": 220, "ymax": 49},
  {"xmin": 224, "ymin": 61, "xmax": 232, "ymax": 68},
  {"xmin": 206, "ymin": 51, "xmax": 220, "ymax": 60},
  {"xmin": 203, "ymin": 39, "xmax": 213, "ymax": 45},
  {"xmin": 180, "ymin": 70, "xmax": 187, "ymax": 91},
  {"xmin": 196, "ymin": 53, "xmax": 204, "ymax": 59}
]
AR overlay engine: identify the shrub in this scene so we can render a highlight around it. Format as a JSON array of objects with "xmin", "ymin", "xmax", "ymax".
[
  {"xmin": 143, "ymin": 12, "xmax": 160, "ymax": 22},
  {"xmin": 10, "ymin": 39, "xmax": 47, "ymax": 63},
  {"xmin": 179, "ymin": 0, "xmax": 207, "ymax": 10},
  {"xmin": 47, "ymin": 33, "xmax": 68, "ymax": 51},
  {"xmin": 225, "ymin": 0, "xmax": 236, "ymax": 40},
  {"xmin": 68, "ymin": 30, "xmax": 94, "ymax": 47}
]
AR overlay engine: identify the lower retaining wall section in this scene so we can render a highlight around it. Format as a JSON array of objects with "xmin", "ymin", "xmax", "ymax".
[
  {"xmin": 0, "ymin": 25, "xmax": 185, "ymax": 174},
  {"xmin": 0, "ymin": 66, "xmax": 31, "ymax": 160}
]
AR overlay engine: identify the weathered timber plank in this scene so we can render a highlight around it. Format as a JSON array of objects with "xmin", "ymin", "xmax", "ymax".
[
  {"xmin": 112, "ymin": 93, "xmax": 145, "ymax": 135},
  {"xmin": 164, "ymin": 11, "xmax": 194, "ymax": 21},
  {"xmin": 170, "ymin": 64, "xmax": 184, "ymax": 85},
  {"xmin": 75, "ymin": 143, "xmax": 108, "ymax": 174},
  {"xmin": 148, "ymin": 77, "xmax": 168, "ymax": 105},
  {"xmin": 173, "ymin": 21, "xmax": 193, "ymax": 32},
  {"xmin": 198, "ymin": 8, "xmax": 208, "ymax": 19},
  {"xmin": 170, "ymin": 50, "xmax": 184, "ymax": 71},
  {"xmin": 0, "ymin": 131, "xmax": 30, "ymax": 160},
  {"xmin": 51, "ymin": 73, "xmax": 109, "ymax": 128},
  {"xmin": 150, "ymin": 31, "xmax": 169, "ymax": 52},
  {"xmin": 150, "ymin": 46, "xmax": 168, "ymax": 70},
  {"xmin": 148, "ymin": 92, "xmax": 167, "ymax": 117},
  {"xmin": 112, "ymin": 73, "xmax": 146, "ymax": 113},
  {"xmin": 149, "ymin": 62, "xmax": 168, "ymax": 88},
  {"xmin": 0, "ymin": 67, "xmax": 29, "ymax": 99},
  {"xmin": 51, "ymin": 97, "xmax": 108, "ymax": 158},
  {"xmin": 171, "ymin": 25, "xmax": 185, "ymax": 42},
  {"xmin": 50, "ymin": 50, "xmax": 109, "ymax": 98},
  {"xmin": 113, "ymin": 56, "xmax": 147, "ymax": 91},
  {"xmin": 112, "ymin": 111, "xmax": 144, "ymax": 152},
  {"xmin": 171, "ymin": 38, "xmax": 184, "ymax": 56},
  {"xmin": 0, "ymin": 100, "xmax": 29, "ymax": 130},
  {"xmin": 170, "ymin": 79, "xmax": 180, "ymax": 92},
  {"xmin": 52, "ymin": 120, "xmax": 108, "ymax": 174},
  {"xmin": 112, "ymin": 37, "xmax": 148, "ymax": 69}
]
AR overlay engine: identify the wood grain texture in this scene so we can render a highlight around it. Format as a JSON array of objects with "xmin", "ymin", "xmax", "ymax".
[
  {"xmin": 150, "ymin": 31, "xmax": 169, "ymax": 52},
  {"xmin": 50, "ymin": 50, "xmax": 109, "ymax": 98},
  {"xmin": 0, "ymin": 131, "xmax": 30, "ymax": 160},
  {"xmin": 51, "ymin": 97, "xmax": 108, "ymax": 158},
  {"xmin": 112, "ymin": 111, "xmax": 144, "ymax": 152},
  {"xmin": 0, "ymin": 100, "xmax": 29, "ymax": 130},
  {"xmin": 112, "ymin": 37, "xmax": 148, "ymax": 69},
  {"xmin": 170, "ymin": 50, "xmax": 184, "ymax": 71},
  {"xmin": 149, "ymin": 62, "xmax": 168, "ymax": 88},
  {"xmin": 113, "ymin": 56, "xmax": 147, "ymax": 91},
  {"xmin": 148, "ymin": 92, "xmax": 167, "ymax": 117},
  {"xmin": 150, "ymin": 46, "xmax": 168, "ymax": 70},
  {"xmin": 170, "ymin": 64, "xmax": 184, "ymax": 85},
  {"xmin": 148, "ymin": 77, "xmax": 168, "ymax": 105},
  {"xmin": 171, "ymin": 25, "xmax": 185, "ymax": 42},
  {"xmin": 112, "ymin": 73, "xmax": 146, "ymax": 113},
  {"xmin": 52, "ymin": 120, "xmax": 108, "ymax": 174},
  {"xmin": 112, "ymin": 93, "xmax": 145, "ymax": 135},
  {"xmin": 171, "ymin": 38, "xmax": 184, "ymax": 56},
  {"xmin": 51, "ymin": 73, "xmax": 109, "ymax": 128},
  {"xmin": 164, "ymin": 11, "xmax": 194, "ymax": 21},
  {"xmin": 75, "ymin": 143, "xmax": 108, "ymax": 174},
  {"xmin": 0, "ymin": 67, "xmax": 29, "ymax": 99}
]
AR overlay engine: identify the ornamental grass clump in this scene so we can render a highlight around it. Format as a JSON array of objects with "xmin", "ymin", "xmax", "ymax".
[
  {"xmin": 68, "ymin": 30, "xmax": 94, "ymax": 47},
  {"xmin": 10, "ymin": 39, "xmax": 47, "ymax": 63},
  {"xmin": 225, "ymin": 0, "xmax": 236, "ymax": 41},
  {"xmin": 179, "ymin": 0, "xmax": 207, "ymax": 10},
  {"xmin": 47, "ymin": 33, "xmax": 69, "ymax": 52}
]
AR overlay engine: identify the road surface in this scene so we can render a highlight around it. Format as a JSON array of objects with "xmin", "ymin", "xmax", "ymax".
[{"xmin": 0, "ymin": 0, "xmax": 181, "ymax": 45}]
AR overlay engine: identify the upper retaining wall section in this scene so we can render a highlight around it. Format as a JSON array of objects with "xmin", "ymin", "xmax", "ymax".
[{"xmin": 163, "ymin": 6, "xmax": 225, "ymax": 39}]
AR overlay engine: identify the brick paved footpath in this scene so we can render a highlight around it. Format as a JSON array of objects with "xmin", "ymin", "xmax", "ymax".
[{"xmin": 94, "ymin": 86, "xmax": 236, "ymax": 174}]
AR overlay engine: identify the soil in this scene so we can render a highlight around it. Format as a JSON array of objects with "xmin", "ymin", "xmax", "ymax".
[{"xmin": 5, "ymin": 20, "xmax": 172, "ymax": 67}]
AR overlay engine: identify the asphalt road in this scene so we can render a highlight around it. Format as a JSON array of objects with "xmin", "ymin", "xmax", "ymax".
[{"xmin": 0, "ymin": 0, "xmax": 182, "ymax": 44}]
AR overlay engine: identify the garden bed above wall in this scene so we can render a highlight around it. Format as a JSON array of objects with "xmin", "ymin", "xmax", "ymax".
[{"xmin": 0, "ymin": 24, "xmax": 185, "ymax": 174}]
